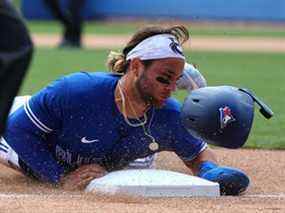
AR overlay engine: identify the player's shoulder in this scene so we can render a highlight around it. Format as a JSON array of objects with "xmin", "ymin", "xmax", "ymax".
[
  {"xmin": 160, "ymin": 98, "xmax": 181, "ymax": 113},
  {"xmin": 154, "ymin": 98, "xmax": 182, "ymax": 126},
  {"xmin": 63, "ymin": 71, "xmax": 120, "ymax": 91},
  {"xmin": 45, "ymin": 71, "xmax": 120, "ymax": 109},
  {"xmin": 64, "ymin": 71, "xmax": 119, "ymax": 84}
]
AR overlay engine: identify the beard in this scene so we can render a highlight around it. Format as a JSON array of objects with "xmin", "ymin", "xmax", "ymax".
[{"xmin": 135, "ymin": 73, "xmax": 164, "ymax": 108}]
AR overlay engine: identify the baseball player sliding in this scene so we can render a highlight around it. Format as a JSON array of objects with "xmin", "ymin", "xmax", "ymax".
[{"xmin": 0, "ymin": 25, "xmax": 250, "ymax": 195}]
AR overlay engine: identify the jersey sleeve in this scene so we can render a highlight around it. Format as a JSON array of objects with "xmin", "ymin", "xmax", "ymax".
[
  {"xmin": 3, "ymin": 77, "xmax": 69, "ymax": 183},
  {"xmin": 172, "ymin": 123, "xmax": 208, "ymax": 162},
  {"xmin": 25, "ymin": 77, "xmax": 69, "ymax": 132},
  {"xmin": 166, "ymin": 103, "xmax": 207, "ymax": 162}
]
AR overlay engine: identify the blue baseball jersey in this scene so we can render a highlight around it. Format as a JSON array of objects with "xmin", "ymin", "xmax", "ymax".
[{"xmin": 3, "ymin": 72, "xmax": 206, "ymax": 183}]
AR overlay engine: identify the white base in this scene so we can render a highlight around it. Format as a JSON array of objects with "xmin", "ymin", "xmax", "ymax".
[{"xmin": 85, "ymin": 169, "xmax": 220, "ymax": 197}]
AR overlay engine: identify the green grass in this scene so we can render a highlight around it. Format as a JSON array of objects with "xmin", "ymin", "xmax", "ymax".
[
  {"xmin": 12, "ymin": 0, "xmax": 21, "ymax": 10},
  {"xmin": 21, "ymin": 48, "xmax": 107, "ymax": 94},
  {"xmin": 21, "ymin": 48, "xmax": 285, "ymax": 149},
  {"xmin": 26, "ymin": 20, "xmax": 285, "ymax": 38}
]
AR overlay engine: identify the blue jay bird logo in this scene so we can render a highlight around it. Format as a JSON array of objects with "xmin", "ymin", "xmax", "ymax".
[
  {"xmin": 168, "ymin": 37, "xmax": 184, "ymax": 56},
  {"xmin": 219, "ymin": 106, "xmax": 236, "ymax": 129}
]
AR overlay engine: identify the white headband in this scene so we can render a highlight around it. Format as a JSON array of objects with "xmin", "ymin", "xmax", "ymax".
[{"xmin": 126, "ymin": 34, "xmax": 185, "ymax": 61}]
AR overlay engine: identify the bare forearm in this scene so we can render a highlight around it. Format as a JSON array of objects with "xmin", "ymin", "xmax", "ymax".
[{"xmin": 183, "ymin": 147, "xmax": 217, "ymax": 175}]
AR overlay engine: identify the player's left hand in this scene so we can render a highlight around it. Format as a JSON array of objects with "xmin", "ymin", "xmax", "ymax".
[
  {"xmin": 176, "ymin": 63, "xmax": 207, "ymax": 92},
  {"xmin": 60, "ymin": 164, "xmax": 107, "ymax": 191},
  {"xmin": 198, "ymin": 161, "xmax": 250, "ymax": 196}
]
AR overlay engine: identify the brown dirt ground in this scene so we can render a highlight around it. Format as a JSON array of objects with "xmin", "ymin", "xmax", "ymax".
[
  {"xmin": 0, "ymin": 149, "xmax": 285, "ymax": 213},
  {"xmin": 1, "ymin": 34, "xmax": 283, "ymax": 212},
  {"xmin": 32, "ymin": 34, "xmax": 285, "ymax": 52}
]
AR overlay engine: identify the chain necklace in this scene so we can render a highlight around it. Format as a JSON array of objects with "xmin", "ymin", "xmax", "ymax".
[
  {"xmin": 117, "ymin": 80, "xmax": 159, "ymax": 151},
  {"xmin": 117, "ymin": 80, "xmax": 147, "ymax": 127}
]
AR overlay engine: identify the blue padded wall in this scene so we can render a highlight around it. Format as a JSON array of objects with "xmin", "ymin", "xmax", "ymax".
[
  {"xmin": 22, "ymin": 0, "xmax": 95, "ymax": 20},
  {"xmin": 22, "ymin": 0, "xmax": 285, "ymax": 22}
]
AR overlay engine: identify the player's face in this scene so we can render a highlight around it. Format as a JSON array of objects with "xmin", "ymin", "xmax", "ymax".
[{"xmin": 136, "ymin": 58, "xmax": 185, "ymax": 107}]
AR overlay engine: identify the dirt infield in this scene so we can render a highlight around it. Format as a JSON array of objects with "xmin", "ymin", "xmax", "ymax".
[
  {"xmin": 32, "ymin": 34, "xmax": 285, "ymax": 52},
  {"xmin": 0, "ymin": 148, "xmax": 284, "ymax": 213}
]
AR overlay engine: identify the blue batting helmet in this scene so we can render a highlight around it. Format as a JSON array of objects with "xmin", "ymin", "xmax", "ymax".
[{"xmin": 181, "ymin": 86, "xmax": 273, "ymax": 149}]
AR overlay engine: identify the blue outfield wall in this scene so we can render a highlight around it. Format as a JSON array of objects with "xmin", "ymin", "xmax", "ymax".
[
  {"xmin": 22, "ymin": 0, "xmax": 285, "ymax": 22},
  {"xmin": 21, "ymin": 0, "xmax": 95, "ymax": 20}
]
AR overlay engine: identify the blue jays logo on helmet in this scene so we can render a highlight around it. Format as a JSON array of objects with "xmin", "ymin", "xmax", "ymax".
[{"xmin": 219, "ymin": 106, "xmax": 236, "ymax": 129}]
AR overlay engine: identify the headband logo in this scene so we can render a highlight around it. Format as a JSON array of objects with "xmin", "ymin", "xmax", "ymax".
[
  {"xmin": 168, "ymin": 37, "xmax": 184, "ymax": 56},
  {"xmin": 219, "ymin": 106, "xmax": 236, "ymax": 129}
]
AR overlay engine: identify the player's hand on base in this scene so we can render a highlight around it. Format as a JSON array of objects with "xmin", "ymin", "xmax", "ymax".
[
  {"xmin": 198, "ymin": 161, "xmax": 250, "ymax": 196},
  {"xmin": 60, "ymin": 164, "xmax": 107, "ymax": 191}
]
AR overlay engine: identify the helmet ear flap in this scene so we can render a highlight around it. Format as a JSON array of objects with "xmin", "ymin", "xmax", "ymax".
[{"xmin": 181, "ymin": 86, "xmax": 263, "ymax": 149}]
